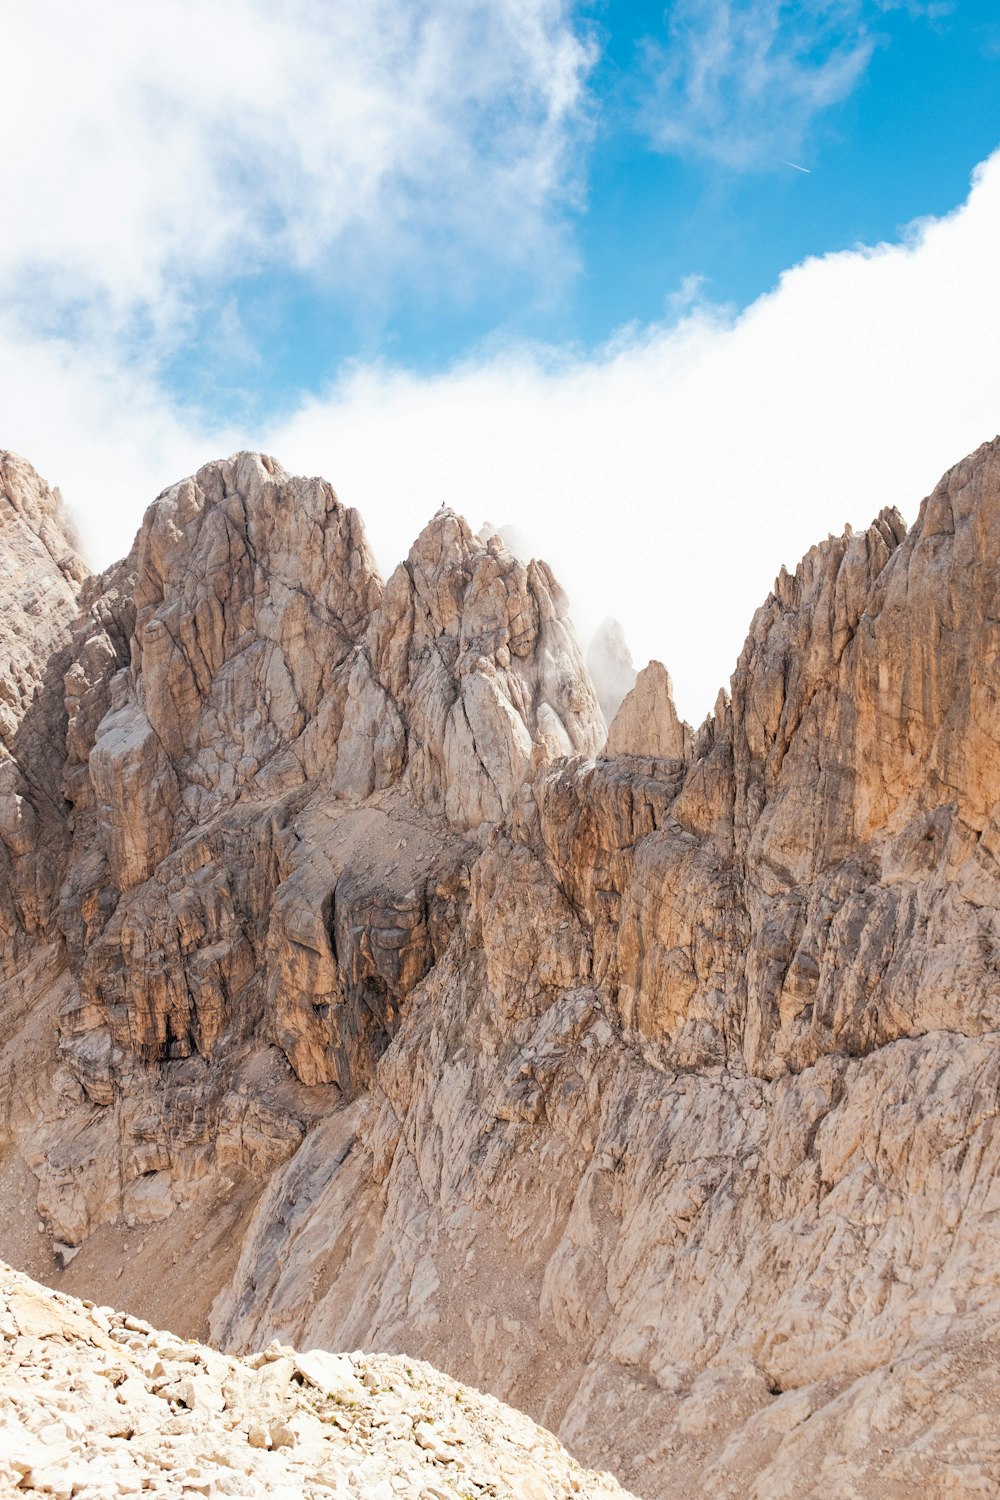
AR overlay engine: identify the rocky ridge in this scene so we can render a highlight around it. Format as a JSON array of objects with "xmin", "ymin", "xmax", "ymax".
[
  {"xmin": 0, "ymin": 1261, "xmax": 634, "ymax": 1498},
  {"xmin": 3, "ymin": 439, "xmax": 1000, "ymax": 1496}
]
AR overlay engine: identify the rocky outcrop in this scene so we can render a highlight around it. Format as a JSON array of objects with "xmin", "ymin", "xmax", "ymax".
[
  {"xmin": 0, "ymin": 452, "xmax": 86, "ymax": 748},
  {"xmin": 0, "ymin": 1262, "xmax": 634, "ymax": 1498},
  {"xmin": 3, "ymin": 438, "xmax": 1000, "ymax": 1497},
  {"xmin": 1, "ymin": 449, "xmax": 605, "ymax": 1260},
  {"xmin": 604, "ymin": 660, "xmax": 690, "ymax": 760}
]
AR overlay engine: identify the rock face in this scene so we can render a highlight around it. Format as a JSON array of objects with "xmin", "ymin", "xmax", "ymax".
[
  {"xmin": 604, "ymin": 660, "xmax": 690, "ymax": 760},
  {"xmin": 0, "ymin": 1261, "xmax": 634, "ymax": 1498},
  {"xmin": 0, "ymin": 454, "xmax": 86, "ymax": 976},
  {"xmin": 4, "ymin": 438, "xmax": 1000, "ymax": 1497}
]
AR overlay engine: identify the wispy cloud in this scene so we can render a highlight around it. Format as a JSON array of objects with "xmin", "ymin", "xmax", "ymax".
[
  {"xmin": 0, "ymin": 0, "xmax": 594, "ymax": 339},
  {"xmin": 981, "ymin": 24, "xmax": 1000, "ymax": 60},
  {"xmin": 637, "ymin": 0, "xmax": 878, "ymax": 169},
  {"xmin": 879, "ymin": 1, "xmax": 953, "ymax": 18}
]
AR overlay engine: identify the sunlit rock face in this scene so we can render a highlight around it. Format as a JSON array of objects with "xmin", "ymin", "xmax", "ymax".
[
  {"xmin": 4, "ymin": 438, "xmax": 1000, "ymax": 1499},
  {"xmin": 605, "ymin": 659, "xmax": 690, "ymax": 761}
]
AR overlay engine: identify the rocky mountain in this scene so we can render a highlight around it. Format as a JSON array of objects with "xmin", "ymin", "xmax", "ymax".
[
  {"xmin": 1, "ymin": 1260, "xmax": 634, "ymax": 1498},
  {"xmin": 3, "ymin": 438, "xmax": 1000, "ymax": 1496}
]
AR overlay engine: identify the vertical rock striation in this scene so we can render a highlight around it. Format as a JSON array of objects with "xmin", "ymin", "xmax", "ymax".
[
  {"xmin": 3, "ymin": 437, "xmax": 1000, "ymax": 1497},
  {"xmin": 604, "ymin": 660, "xmax": 690, "ymax": 761},
  {"xmin": 0, "ymin": 454, "xmax": 86, "ymax": 971}
]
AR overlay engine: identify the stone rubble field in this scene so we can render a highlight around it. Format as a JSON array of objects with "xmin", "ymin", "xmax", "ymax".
[{"xmin": 0, "ymin": 1264, "xmax": 634, "ymax": 1499}]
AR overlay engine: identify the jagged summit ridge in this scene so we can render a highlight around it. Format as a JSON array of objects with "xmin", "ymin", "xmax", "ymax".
[
  {"xmin": 98, "ymin": 452, "xmax": 604, "ymax": 846},
  {"xmin": 54, "ymin": 453, "xmax": 605, "ymax": 1090},
  {"xmin": 3, "ymin": 438, "xmax": 1000, "ymax": 1497}
]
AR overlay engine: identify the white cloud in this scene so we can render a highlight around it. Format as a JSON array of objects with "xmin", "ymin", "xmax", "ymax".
[
  {"xmin": 0, "ymin": 0, "xmax": 593, "ymax": 327},
  {"xmin": 261, "ymin": 149, "xmax": 1000, "ymax": 721},
  {"xmin": 0, "ymin": 313, "xmax": 236, "ymax": 556},
  {"xmin": 3, "ymin": 86, "xmax": 999, "ymax": 725},
  {"xmin": 637, "ymin": 0, "xmax": 875, "ymax": 169}
]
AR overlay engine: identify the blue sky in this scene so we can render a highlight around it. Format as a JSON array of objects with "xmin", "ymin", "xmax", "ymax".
[
  {"xmin": 159, "ymin": 0, "xmax": 1000, "ymax": 422},
  {"xmin": 580, "ymin": 1, "xmax": 1000, "ymax": 326},
  {"xmin": 2, "ymin": 0, "xmax": 1000, "ymax": 717}
]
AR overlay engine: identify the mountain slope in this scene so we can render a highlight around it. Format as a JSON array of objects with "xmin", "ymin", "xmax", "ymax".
[{"xmin": 2, "ymin": 439, "xmax": 1000, "ymax": 1496}]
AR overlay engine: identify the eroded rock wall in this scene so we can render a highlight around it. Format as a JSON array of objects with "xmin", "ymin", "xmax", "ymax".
[
  {"xmin": 0, "ymin": 453, "xmax": 86, "ymax": 973},
  {"xmin": 3, "ymin": 438, "xmax": 1000, "ymax": 1497},
  {"xmin": 0, "ymin": 447, "xmax": 605, "ymax": 1253}
]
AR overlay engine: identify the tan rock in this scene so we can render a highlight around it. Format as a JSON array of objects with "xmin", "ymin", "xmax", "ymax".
[
  {"xmin": 5, "ymin": 440, "xmax": 1000, "ymax": 1499},
  {"xmin": 0, "ymin": 1261, "xmax": 637, "ymax": 1499},
  {"xmin": 0, "ymin": 452, "xmax": 85, "ymax": 978},
  {"xmin": 604, "ymin": 659, "xmax": 690, "ymax": 760}
]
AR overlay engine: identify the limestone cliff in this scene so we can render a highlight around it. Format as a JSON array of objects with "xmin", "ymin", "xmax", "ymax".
[
  {"xmin": 3, "ymin": 439, "xmax": 1000, "ymax": 1497},
  {"xmin": 0, "ymin": 454, "xmax": 86, "ymax": 974}
]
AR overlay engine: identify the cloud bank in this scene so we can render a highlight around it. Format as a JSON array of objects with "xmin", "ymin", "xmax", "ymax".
[
  {"xmin": 262, "ymin": 150, "xmax": 1000, "ymax": 720},
  {"xmin": 4, "ymin": 150, "xmax": 995, "ymax": 723}
]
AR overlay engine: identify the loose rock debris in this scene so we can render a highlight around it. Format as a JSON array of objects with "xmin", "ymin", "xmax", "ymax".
[{"xmin": 0, "ymin": 1263, "xmax": 635, "ymax": 1499}]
